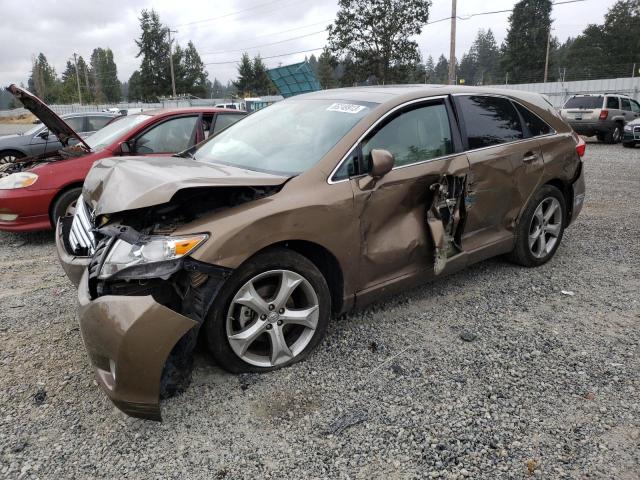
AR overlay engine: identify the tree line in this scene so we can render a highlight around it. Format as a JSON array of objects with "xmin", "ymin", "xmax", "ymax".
[{"xmin": 12, "ymin": 0, "xmax": 640, "ymax": 106}]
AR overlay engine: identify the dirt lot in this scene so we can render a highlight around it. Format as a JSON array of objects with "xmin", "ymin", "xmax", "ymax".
[{"xmin": 0, "ymin": 142, "xmax": 638, "ymax": 479}]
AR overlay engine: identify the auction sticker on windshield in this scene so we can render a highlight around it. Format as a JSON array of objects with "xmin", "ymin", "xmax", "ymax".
[{"xmin": 326, "ymin": 103, "xmax": 368, "ymax": 114}]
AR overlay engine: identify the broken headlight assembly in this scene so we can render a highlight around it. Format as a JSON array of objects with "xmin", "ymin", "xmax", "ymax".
[
  {"xmin": 98, "ymin": 234, "xmax": 208, "ymax": 280},
  {"xmin": 0, "ymin": 172, "xmax": 38, "ymax": 189}
]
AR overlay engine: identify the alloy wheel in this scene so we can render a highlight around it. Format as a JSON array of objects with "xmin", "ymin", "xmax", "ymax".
[
  {"xmin": 0, "ymin": 154, "xmax": 17, "ymax": 164},
  {"xmin": 226, "ymin": 269, "xmax": 320, "ymax": 367},
  {"xmin": 528, "ymin": 197, "xmax": 563, "ymax": 259}
]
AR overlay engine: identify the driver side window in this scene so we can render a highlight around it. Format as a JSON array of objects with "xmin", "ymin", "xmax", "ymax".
[
  {"xmin": 361, "ymin": 102, "xmax": 454, "ymax": 169},
  {"xmin": 135, "ymin": 116, "xmax": 198, "ymax": 154}
]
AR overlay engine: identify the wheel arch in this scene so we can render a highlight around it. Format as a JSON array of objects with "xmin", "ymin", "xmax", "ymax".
[
  {"xmin": 544, "ymin": 178, "xmax": 572, "ymax": 222},
  {"xmin": 249, "ymin": 240, "xmax": 345, "ymax": 314},
  {"xmin": 48, "ymin": 182, "xmax": 84, "ymax": 225},
  {"xmin": 0, "ymin": 147, "xmax": 28, "ymax": 158}
]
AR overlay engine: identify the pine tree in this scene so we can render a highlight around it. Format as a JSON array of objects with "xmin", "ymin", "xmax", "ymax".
[
  {"xmin": 135, "ymin": 9, "xmax": 172, "ymax": 100},
  {"xmin": 233, "ymin": 53, "xmax": 254, "ymax": 96},
  {"xmin": 317, "ymin": 49, "xmax": 336, "ymax": 89},
  {"xmin": 424, "ymin": 55, "xmax": 436, "ymax": 83},
  {"xmin": 182, "ymin": 41, "xmax": 208, "ymax": 97},
  {"xmin": 28, "ymin": 53, "xmax": 59, "ymax": 103},
  {"xmin": 501, "ymin": 0, "xmax": 553, "ymax": 83},
  {"xmin": 433, "ymin": 55, "xmax": 449, "ymax": 84}
]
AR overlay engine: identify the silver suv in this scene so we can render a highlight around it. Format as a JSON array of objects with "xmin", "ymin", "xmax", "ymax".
[{"xmin": 559, "ymin": 94, "xmax": 640, "ymax": 143}]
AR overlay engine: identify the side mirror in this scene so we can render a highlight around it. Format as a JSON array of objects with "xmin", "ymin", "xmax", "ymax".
[
  {"xmin": 370, "ymin": 149, "xmax": 395, "ymax": 178},
  {"xmin": 37, "ymin": 130, "xmax": 49, "ymax": 140},
  {"xmin": 118, "ymin": 141, "xmax": 132, "ymax": 155}
]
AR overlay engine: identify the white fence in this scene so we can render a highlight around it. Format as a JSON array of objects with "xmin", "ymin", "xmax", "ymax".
[{"xmin": 486, "ymin": 76, "xmax": 640, "ymax": 107}]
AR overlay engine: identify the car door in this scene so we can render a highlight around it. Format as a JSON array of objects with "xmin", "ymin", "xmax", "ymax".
[
  {"xmin": 131, "ymin": 115, "xmax": 200, "ymax": 156},
  {"xmin": 345, "ymin": 98, "xmax": 470, "ymax": 293},
  {"xmin": 453, "ymin": 94, "xmax": 545, "ymax": 253}
]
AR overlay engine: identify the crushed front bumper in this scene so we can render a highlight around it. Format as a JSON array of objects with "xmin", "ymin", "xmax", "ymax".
[
  {"xmin": 55, "ymin": 218, "xmax": 90, "ymax": 287},
  {"xmin": 77, "ymin": 271, "xmax": 197, "ymax": 420}
]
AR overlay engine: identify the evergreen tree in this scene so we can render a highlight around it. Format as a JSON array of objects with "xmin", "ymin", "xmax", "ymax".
[
  {"xmin": 127, "ymin": 70, "xmax": 143, "ymax": 101},
  {"xmin": 182, "ymin": 41, "xmax": 208, "ymax": 97},
  {"xmin": 135, "ymin": 9, "xmax": 172, "ymax": 100},
  {"xmin": 501, "ymin": 0, "xmax": 553, "ymax": 83},
  {"xmin": 28, "ymin": 53, "xmax": 59, "ymax": 103},
  {"xmin": 424, "ymin": 55, "xmax": 436, "ymax": 83},
  {"xmin": 89, "ymin": 48, "xmax": 121, "ymax": 102},
  {"xmin": 328, "ymin": 0, "xmax": 431, "ymax": 84},
  {"xmin": 252, "ymin": 56, "xmax": 274, "ymax": 96},
  {"xmin": 233, "ymin": 53, "xmax": 254, "ymax": 96},
  {"xmin": 433, "ymin": 55, "xmax": 449, "ymax": 84},
  {"xmin": 307, "ymin": 54, "xmax": 319, "ymax": 75},
  {"xmin": 317, "ymin": 49, "xmax": 336, "ymax": 89}
]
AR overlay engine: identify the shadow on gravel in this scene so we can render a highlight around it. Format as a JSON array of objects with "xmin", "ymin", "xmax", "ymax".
[{"xmin": 0, "ymin": 229, "xmax": 55, "ymax": 246}]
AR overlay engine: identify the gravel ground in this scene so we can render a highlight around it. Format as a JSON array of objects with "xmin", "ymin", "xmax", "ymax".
[{"xmin": 0, "ymin": 142, "xmax": 639, "ymax": 479}]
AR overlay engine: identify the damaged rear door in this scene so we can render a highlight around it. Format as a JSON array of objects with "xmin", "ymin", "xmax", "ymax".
[{"xmin": 349, "ymin": 98, "xmax": 471, "ymax": 294}]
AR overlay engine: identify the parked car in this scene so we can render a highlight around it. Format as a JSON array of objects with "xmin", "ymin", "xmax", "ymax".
[
  {"xmin": 622, "ymin": 117, "xmax": 640, "ymax": 147},
  {"xmin": 0, "ymin": 84, "xmax": 246, "ymax": 231},
  {"xmin": 0, "ymin": 111, "xmax": 120, "ymax": 163},
  {"xmin": 57, "ymin": 86, "xmax": 586, "ymax": 420},
  {"xmin": 214, "ymin": 102, "xmax": 243, "ymax": 110},
  {"xmin": 559, "ymin": 93, "xmax": 640, "ymax": 143}
]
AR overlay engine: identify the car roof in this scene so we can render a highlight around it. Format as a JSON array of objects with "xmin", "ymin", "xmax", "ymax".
[
  {"xmin": 61, "ymin": 112, "xmax": 119, "ymax": 118},
  {"xmin": 141, "ymin": 107, "xmax": 246, "ymax": 116},
  {"xmin": 296, "ymin": 84, "xmax": 554, "ymax": 111}
]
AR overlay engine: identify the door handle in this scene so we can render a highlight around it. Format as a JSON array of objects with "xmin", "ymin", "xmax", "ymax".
[{"xmin": 523, "ymin": 151, "xmax": 538, "ymax": 163}]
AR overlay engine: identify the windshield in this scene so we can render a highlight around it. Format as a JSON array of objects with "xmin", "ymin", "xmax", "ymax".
[
  {"xmin": 85, "ymin": 114, "xmax": 151, "ymax": 150},
  {"xmin": 193, "ymin": 99, "xmax": 376, "ymax": 175},
  {"xmin": 564, "ymin": 96, "xmax": 603, "ymax": 109}
]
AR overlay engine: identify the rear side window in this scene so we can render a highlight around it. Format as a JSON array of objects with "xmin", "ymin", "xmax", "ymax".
[
  {"xmin": 564, "ymin": 96, "xmax": 603, "ymax": 109},
  {"xmin": 621, "ymin": 98, "xmax": 631, "ymax": 111},
  {"xmin": 457, "ymin": 95, "xmax": 523, "ymax": 149},
  {"xmin": 606, "ymin": 97, "xmax": 620, "ymax": 109},
  {"xmin": 514, "ymin": 103, "xmax": 552, "ymax": 137},
  {"xmin": 86, "ymin": 116, "xmax": 114, "ymax": 132},
  {"xmin": 64, "ymin": 116, "xmax": 85, "ymax": 133},
  {"xmin": 213, "ymin": 114, "xmax": 243, "ymax": 134},
  {"xmin": 631, "ymin": 100, "xmax": 640, "ymax": 113}
]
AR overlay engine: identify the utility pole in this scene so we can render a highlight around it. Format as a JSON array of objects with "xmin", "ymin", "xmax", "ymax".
[
  {"xmin": 167, "ymin": 28, "xmax": 178, "ymax": 98},
  {"xmin": 72, "ymin": 53, "xmax": 83, "ymax": 105},
  {"xmin": 543, "ymin": 27, "xmax": 552, "ymax": 83},
  {"xmin": 448, "ymin": 0, "xmax": 457, "ymax": 85}
]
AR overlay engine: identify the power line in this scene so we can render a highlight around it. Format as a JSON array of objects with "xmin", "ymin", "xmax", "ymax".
[
  {"xmin": 200, "ymin": 29, "xmax": 326, "ymax": 56},
  {"xmin": 170, "ymin": 0, "xmax": 295, "ymax": 27},
  {"xmin": 203, "ymin": 46, "xmax": 324, "ymax": 66}
]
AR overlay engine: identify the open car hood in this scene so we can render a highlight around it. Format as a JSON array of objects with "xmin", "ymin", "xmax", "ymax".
[
  {"xmin": 83, "ymin": 156, "xmax": 290, "ymax": 215},
  {"xmin": 6, "ymin": 84, "xmax": 91, "ymax": 151}
]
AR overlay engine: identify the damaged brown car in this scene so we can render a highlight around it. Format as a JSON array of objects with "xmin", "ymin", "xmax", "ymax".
[{"xmin": 56, "ymin": 86, "xmax": 586, "ymax": 420}]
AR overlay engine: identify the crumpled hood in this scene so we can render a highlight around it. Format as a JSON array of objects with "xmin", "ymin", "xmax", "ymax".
[
  {"xmin": 83, "ymin": 156, "xmax": 290, "ymax": 215},
  {"xmin": 6, "ymin": 84, "xmax": 90, "ymax": 151}
]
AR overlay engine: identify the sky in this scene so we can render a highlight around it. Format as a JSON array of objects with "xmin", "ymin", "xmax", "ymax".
[{"xmin": 0, "ymin": 0, "xmax": 619, "ymax": 89}]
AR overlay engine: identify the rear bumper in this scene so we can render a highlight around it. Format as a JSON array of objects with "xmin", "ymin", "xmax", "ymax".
[
  {"xmin": 569, "ymin": 161, "xmax": 586, "ymax": 225},
  {"xmin": 0, "ymin": 187, "xmax": 56, "ymax": 232},
  {"xmin": 568, "ymin": 121, "xmax": 615, "ymax": 137},
  {"xmin": 55, "ymin": 217, "xmax": 90, "ymax": 287},
  {"xmin": 77, "ymin": 271, "xmax": 197, "ymax": 420}
]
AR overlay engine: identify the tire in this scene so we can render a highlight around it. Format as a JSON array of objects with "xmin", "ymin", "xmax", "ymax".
[
  {"xmin": 50, "ymin": 187, "xmax": 82, "ymax": 225},
  {"xmin": 0, "ymin": 150, "xmax": 25, "ymax": 164},
  {"xmin": 507, "ymin": 185, "xmax": 566, "ymax": 268},
  {"xmin": 622, "ymin": 141, "xmax": 635, "ymax": 148},
  {"xmin": 603, "ymin": 124, "xmax": 622, "ymax": 144},
  {"xmin": 204, "ymin": 248, "xmax": 331, "ymax": 374}
]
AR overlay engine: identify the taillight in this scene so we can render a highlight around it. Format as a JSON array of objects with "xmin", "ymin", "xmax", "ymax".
[
  {"xmin": 575, "ymin": 134, "xmax": 586, "ymax": 158},
  {"xmin": 599, "ymin": 110, "xmax": 608, "ymax": 120}
]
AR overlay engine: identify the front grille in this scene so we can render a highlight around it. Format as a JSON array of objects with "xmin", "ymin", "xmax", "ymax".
[
  {"xmin": 634, "ymin": 126, "xmax": 640, "ymax": 140},
  {"xmin": 69, "ymin": 198, "xmax": 96, "ymax": 255}
]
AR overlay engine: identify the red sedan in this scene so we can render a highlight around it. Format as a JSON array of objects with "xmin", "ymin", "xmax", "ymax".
[{"xmin": 0, "ymin": 85, "xmax": 245, "ymax": 232}]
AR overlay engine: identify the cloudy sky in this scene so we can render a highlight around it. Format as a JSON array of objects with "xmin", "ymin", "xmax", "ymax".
[{"xmin": 0, "ymin": 0, "xmax": 618, "ymax": 89}]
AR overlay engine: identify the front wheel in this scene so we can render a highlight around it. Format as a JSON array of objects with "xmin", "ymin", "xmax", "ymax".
[
  {"xmin": 205, "ymin": 248, "xmax": 331, "ymax": 373},
  {"xmin": 50, "ymin": 187, "xmax": 82, "ymax": 226},
  {"xmin": 507, "ymin": 185, "xmax": 566, "ymax": 267},
  {"xmin": 0, "ymin": 150, "xmax": 25, "ymax": 164}
]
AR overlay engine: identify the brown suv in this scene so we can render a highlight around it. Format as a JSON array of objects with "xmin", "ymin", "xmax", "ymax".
[{"xmin": 56, "ymin": 86, "xmax": 586, "ymax": 419}]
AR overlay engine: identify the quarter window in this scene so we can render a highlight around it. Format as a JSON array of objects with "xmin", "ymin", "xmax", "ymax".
[
  {"xmin": 514, "ymin": 103, "xmax": 552, "ymax": 137},
  {"xmin": 135, "ymin": 116, "xmax": 198, "ymax": 154},
  {"xmin": 457, "ymin": 95, "xmax": 523, "ymax": 149},
  {"xmin": 361, "ymin": 102, "xmax": 454, "ymax": 169},
  {"xmin": 606, "ymin": 97, "xmax": 620, "ymax": 109}
]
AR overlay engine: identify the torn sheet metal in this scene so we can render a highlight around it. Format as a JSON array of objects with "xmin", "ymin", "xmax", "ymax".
[{"xmin": 427, "ymin": 175, "xmax": 467, "ymax": 275}]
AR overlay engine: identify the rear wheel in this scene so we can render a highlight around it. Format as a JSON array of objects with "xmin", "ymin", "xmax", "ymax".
[
  {"xmin": 50, "ymin": 187, "xmax": 82, "ymax": 226},
  {"xmin": 0, "ymin": 150, "xmax": 25, "ymax": 164},
  {"xmin": 604, "ymin": 124, "xmax": 622, "ymax": 144},
  {"xmin": 507, "ymin": 185, "xmax": 566, "ymax": 267},
  {"xmin": 205, "ymin": 248, "xmax": 331, "ymax": 373}
]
